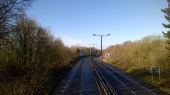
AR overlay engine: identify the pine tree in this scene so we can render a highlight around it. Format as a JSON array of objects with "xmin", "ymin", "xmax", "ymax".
[{"xmin": 162, "ymin": 0, "xmax": 170, "ymax": 51}]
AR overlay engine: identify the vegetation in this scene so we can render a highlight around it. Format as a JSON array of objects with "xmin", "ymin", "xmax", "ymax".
[
  {"xmin": 0, "ymin": 0, "xmax": 79, "ymax": 95},
  {"xmin": 0, "ymin": 0, "xmax": 33, "ymax": 38},
  {"xmin": 1, "ymin": 0, "xmax": 170, "ymax": 95},
  {"xmin": 162, "ymin": 0, "xmax": 170, "ymax": 62},
  {"xmin": 104, "ymin": 1, "xmax": 170, "ymax": 94},
  {"xmin": 104, "ymin": 35, "xmax": 170, "ymax": 94}
]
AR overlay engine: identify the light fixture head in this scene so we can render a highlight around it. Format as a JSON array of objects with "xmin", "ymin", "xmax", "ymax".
[{"xmin": 107, "ymin": 34, "xmax": 111, "ymax": 36}]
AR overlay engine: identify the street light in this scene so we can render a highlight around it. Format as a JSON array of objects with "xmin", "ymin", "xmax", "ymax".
[
  {"xmin": 92, "ymin": 34, "xmax": 111, "ymax": 61},
  {"xmin": 89, "ymin": 44, "xmax": 97, "ymax": 58}
]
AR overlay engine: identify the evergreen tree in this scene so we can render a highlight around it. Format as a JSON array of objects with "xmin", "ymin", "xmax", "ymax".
[{"xmin": 162, "ymin": 0, "xmax": 170, "ymax": 51}]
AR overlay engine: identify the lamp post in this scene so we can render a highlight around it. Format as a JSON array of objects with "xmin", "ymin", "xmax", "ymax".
[
  {"xmin": 89, "ymin": 44, "xmax": 97, "ymax": 57},
  {"xmin": 93, "ymin": 34, "xmax": 110, "ymax": 61}
]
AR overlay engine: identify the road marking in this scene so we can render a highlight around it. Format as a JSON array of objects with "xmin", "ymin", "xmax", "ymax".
[
  {"xmin": 103, "ymin": 66, "xmax": 136, "ymax": 95},
  {"xmin": 61, "ymin": 59, "xmax": 83, "ymax": 94},
  {"xmin": 62, "ymin": 80, "xmax": 71, "ymax": 93},
  {"xmin": 102, "ymin": 61, "xmax": 157, "ymax": 95},
  {"xmin": 90, "ymin": 61, "xmax": 117, "ymax": 95}
]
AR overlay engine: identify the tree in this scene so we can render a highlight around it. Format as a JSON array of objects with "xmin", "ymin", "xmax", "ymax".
[
  {"xmin": 162, "ymin": 0, "xmax": 170, "ymax": 52},
  {"xmin": 0, "ymin": 0, "xmax": 32, "ymax": 38}
]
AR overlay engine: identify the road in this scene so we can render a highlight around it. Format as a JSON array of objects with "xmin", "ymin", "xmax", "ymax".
[
  {"xmin": 52, "ymin": 57, "xmax": 100, "ymax": 95},
  {"xmin": 52, "ymin": 57, "xmax": 163, "ymax": 95}
]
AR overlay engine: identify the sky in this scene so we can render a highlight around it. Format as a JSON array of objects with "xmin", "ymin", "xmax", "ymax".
[{"xmin": 26, "ymin": 0, "xmax": 167, "ymax": 49}]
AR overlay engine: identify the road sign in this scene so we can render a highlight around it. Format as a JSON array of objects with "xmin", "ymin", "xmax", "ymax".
[{"xmin": 150, "ymin": 66, "xmax": 160, "ymax": 80}]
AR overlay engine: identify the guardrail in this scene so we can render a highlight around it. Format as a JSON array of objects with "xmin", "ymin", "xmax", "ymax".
[{"xmin": 90, "ymin": 59, "xmax": 117, "ymax": 95}]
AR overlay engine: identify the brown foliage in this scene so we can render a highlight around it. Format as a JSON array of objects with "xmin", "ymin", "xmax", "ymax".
[{"xmin": 0, "ymin": 14, "xmax": 78, "ymax": 95}]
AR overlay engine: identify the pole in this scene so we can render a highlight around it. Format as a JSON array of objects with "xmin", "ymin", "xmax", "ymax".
[
  {"xmin": 92, "ymin": 34, "xmax": 110, "ymax": 75},
  {"xmin": 90, "ymin": 47, "xmax": 92, "ymax": 58},
  {"xmin": 92, "ymin": 34, "xmax": 110, "ymax": 61},
  {"xmin": 93, "ymin": 34, "xmax": 110, "ymax": 73},
  {"xmin": 89, "ymin": 44, "xmax": 97, "ymax": 57},
  {"xmin": 101, "ymin": 36, "xmax": 103, "ymax": 62}
]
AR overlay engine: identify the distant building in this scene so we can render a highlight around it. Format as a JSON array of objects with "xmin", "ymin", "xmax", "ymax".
[
  {"xmin": 104, "ymin": 53, "xmax": 112, "ymax": 59},
  {"xmin": 79, "ymin": 49, "xmax": 86, "ymax": 57}
]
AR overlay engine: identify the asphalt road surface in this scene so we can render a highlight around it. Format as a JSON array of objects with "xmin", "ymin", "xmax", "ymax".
[{"xmin": 52, "ymin": 57, "xmax": 165, "ymax": 95}]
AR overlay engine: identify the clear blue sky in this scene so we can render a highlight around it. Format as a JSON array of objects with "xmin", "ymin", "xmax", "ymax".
[{"xmin": 26, "ymin": 0, "xmax": 167, "ymax": 48}]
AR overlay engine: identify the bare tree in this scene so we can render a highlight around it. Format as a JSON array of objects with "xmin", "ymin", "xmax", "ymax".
[{"xmin": 0, "ymin": 0, "xmax": 32, "ymax": 38}]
